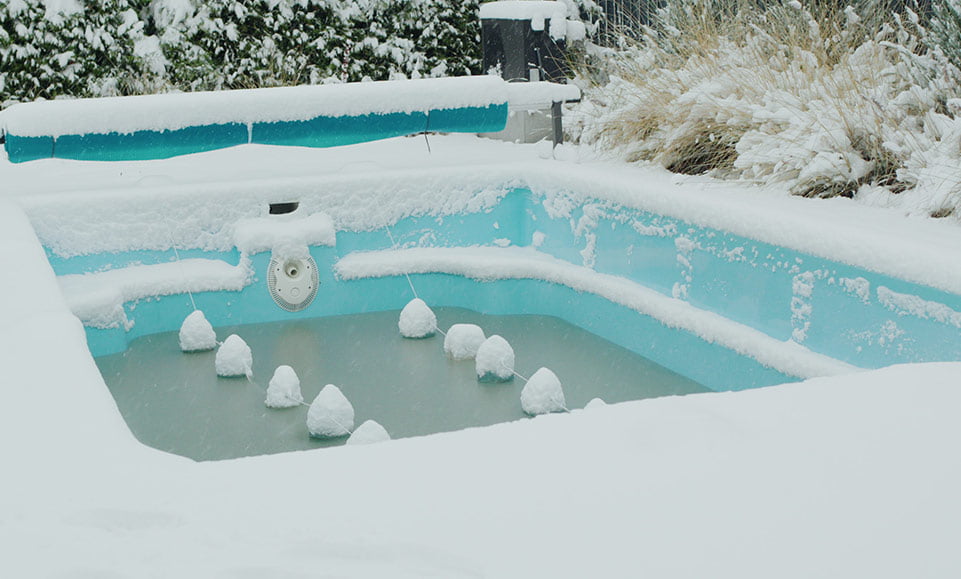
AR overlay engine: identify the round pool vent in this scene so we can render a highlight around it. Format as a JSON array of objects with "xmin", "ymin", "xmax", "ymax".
[{"xmin": 267, "ymin": 253, "xmax": 319, "ymax": 312}]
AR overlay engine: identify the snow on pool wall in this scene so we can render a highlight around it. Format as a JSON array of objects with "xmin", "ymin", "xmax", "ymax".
[
  {"xmin": 38, "ymin": 187, "xmax": 961, "ymax": 391},
  {"xmin": 0, "ymin": 77, "xmax": 509, "ymax": 162}
]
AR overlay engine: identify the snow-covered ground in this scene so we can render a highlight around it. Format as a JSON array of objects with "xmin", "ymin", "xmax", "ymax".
[{"xmin": 1, "ymin": 135, "xmax": 960, "ymax": 576}]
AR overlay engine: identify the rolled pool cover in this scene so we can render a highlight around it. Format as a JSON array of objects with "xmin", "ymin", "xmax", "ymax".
[{"xmin": 0, "ymin": 76, "xmax": 513, "ymax": 163}]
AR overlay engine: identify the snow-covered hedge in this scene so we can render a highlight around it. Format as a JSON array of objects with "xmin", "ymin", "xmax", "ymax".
[
  {"xmin": 574, "ymin": 0, "xmax": 961, "ymax": 219},
  {"xmin": 0, "ymin": 0, "xmax": 484, "ymax": 108}
]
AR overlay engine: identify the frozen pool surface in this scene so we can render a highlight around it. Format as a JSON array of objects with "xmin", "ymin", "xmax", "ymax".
[{"xmin": 97, "ymin": 307, "xmax": 708, "ymax": 460}]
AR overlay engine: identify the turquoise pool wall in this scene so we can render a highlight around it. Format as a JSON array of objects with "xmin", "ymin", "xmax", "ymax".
[{"xmin": 45, "ymin": 188, "xmax": 961, "ymax": 388}]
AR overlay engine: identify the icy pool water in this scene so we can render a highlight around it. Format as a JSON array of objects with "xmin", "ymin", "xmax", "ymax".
[{"xmin": 96, "ymin": 307, "xmax": 708, "ymax": 460}]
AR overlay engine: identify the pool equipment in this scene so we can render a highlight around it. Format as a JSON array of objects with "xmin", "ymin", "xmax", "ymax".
[
  {"xmin": 265, "ymin": 366, "xmax": 304, "ymax": 409},
  {"xmin": 476, "ymin": 335, "xmax": 516, "ymax": 382},
  {"xmin": 267, "ymin": 252, "xmax": 319, "ymax": 312},
  {"xmin": 398, "ymin": 298, "xmax": 437, "ymax": 339},
  {"xmin": 307, "ymin": 385, "xmax": 355, "ymax": 438},
  {"xmin": 179, "ymin": 310, "xmax": 217, "ymax": 352},
  {"xmin": 347, "ymin": 420, "xmax": 391, "ymax": 446},
  {"xmin": 444, "ymin": 324, "xmax": 487, "ymax": 360},
  {"xmin": 520, "ymin": 367, "xmax": 567, "ymax": 415},
  {"xmin": 216, "ymin": 335, "xmax": 253, "ymax": 378}
]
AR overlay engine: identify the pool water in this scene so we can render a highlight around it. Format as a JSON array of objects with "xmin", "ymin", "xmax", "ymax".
[{"xmin": 96, "ymin": 307, "xmax": 709, "ymax": 460}]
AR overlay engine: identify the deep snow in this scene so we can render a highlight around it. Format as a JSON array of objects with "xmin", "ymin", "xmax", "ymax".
[{"xmin": 1, "ymin": 134, "xmax": 960, "ymax": 577}]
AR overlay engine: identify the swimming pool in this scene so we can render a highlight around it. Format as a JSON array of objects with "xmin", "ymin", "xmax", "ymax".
[{"xmin": 5, "ymin": 125, "xmax": 961, "ymax": 576}]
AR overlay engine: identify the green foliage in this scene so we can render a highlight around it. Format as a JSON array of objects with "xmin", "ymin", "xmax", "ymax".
[
  {"xmin": 0, "ymin": 0, "xmax": 157, "ymax": 106},
  {"xmin": 0, "ymin": 0, "xmax": 484, "ymax": 107}
]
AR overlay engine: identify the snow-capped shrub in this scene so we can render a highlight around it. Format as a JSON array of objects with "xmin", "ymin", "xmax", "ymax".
[
  {"xmin": 575, "ymin": 0, "xmax": 961, "ymax": 217},
  {"xmin": 1, "ymin": 0, "xmax": 483, "ymax": 106},
  {"xmin": 0, "ymin": 0, "xmax": 162, "ymax": 107}
]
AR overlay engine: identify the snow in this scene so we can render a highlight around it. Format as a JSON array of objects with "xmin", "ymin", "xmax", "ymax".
[
  {"xmin": 306, "ymin": 384, "xmax": 355, "ymax": 438},
  {"xmin": 42, "ymin": 0, "xmax": 82, "ymax": 24},
  {"xmin": 520, "ymin": 367, "xmax": 566, "ymax": 415},
  {"xmin": 346, "ymin": 420, "xmax": 391, "ymax": 445},
  {"xmin": 265, "ymin": 365, "xmax": 304, "ymax": 409},
  {"xmin": 215, "ymin": 334, "xmax": 252, "ymax": 378},
  {"xmin": 476, "ymin": 334, "xmax": 516, "ymax": 382},
  {"xmin": 58, "ymin": 258, "xmax": 252, "ymax": 328},
  {"xmin": 877, "ymin": 286, "xmax": 961, "ymax": 329},
  {"xmin": 505, "ymin": 81, "xmax": 581, "ymax": 112},
  {"xmin": 398, "ymin": 297, "xmax": 437, "ymax": 338},
  {"xmin": 337, "ymin": 246, "xmax": 856, "ymax": 380},
  {"xmin": 0, "ymin": 76, "xmax": 508, "ymax": 137},
  {"xmin": 233, "ymin": 211, "xmax": 336, "ymax": 255},
  {"xmin": 443, "ymin": 323, "xmax": 486, "ymax": 360},
  {"xmin": 178, "ymin": 309, "xmax": 216, "ymax": 352},
  {"xmin": 583, "ymin": 397, "xmax": 607, "ymax": 409}
]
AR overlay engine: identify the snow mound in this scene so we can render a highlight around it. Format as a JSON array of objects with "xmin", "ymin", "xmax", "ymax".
[
  {"xmin": 346, "ymin": 420, "xmax": 391, "ymax": 446},
  {"xmin": 584, "ymin": 397, "xmax": 607, "ymax": 410},
  {"xmin": 215, "ymin": 334, "xmax": 252, "ymax": 378},
  {"xmin": 265, "ymin": 365, "xmax": 304, "ymax": 408},
  {"xmin": 306, "ymin": 384, "xmax": 355, "ymax": 438},
  {"xmin": 476, "ymin": 335, "xmax": 515, "ymax": 382},
  {"xmin": 520, "ymin": 367, "xmax": 566, "ymax": 415},
  {"xmin": 398, "ymin": 298, "xmax": 436, "ymax": 339},
  {"xmin": 444, "ymin": 324, "xmax": 486, "ymax": 360},
  {"xmin": 179, "ymin": 310, "xmax": 217, "ymax": 352},
  {"xmin": 234, "ymin": 211, "xmax": 336, "ymax": 255}
]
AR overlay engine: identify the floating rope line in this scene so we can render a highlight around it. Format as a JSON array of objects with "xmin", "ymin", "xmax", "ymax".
[{"xmin": 242, "ymin": 369, "xmax": 355, "ymax": 435}]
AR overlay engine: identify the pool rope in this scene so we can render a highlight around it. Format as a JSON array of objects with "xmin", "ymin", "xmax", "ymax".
[{"xmin": 162, "ymin": 214, "xmax": 198, "ymax": 312}]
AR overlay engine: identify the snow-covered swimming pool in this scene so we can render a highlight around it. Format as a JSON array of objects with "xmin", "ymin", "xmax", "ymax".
[{"xmin": 5, "ymin": 131, "xmax": 961, "ymax": 577}]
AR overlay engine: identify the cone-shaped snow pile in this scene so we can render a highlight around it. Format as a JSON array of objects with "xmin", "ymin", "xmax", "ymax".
[
  {"xmin": 179, "ymin": 310, "xmax": 217, "ymax": 352},
  {"xmin": 307, "ymin": 384, "xmax": 355, "ymax": 438},
  {"xmin": 444, "ymin": 324, "xmax": 486, "ymax": 360},
  {"xmin": 521, "ymin": 367, "xmax": 566, "ymax": 415},
  {"xmin": 475, "ymin": 335, "xmax": 515, "ymax": 382},
  {"xmin": 398, "ymin": 298, "xmax": 436, "ymax": 338},
  {"xmin": 584, "ymin": 397, "xmax": 607, "ymax": 410},
  {"xmin": 346, "ymin": 420, "xmax": 391, "ymax": 446},
  {"xmin": 265, "ymin": 365, "xmax": 304, "ymax": 408},
  {"xmin": 215, "ymin": 334, "xmax": 252, "ymax": 377}
]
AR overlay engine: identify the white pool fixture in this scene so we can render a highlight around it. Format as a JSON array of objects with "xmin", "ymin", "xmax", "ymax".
[
  {"xmin": 444, "ymin": 323, "xmax": 487, "ymax": 360},
  {"xmin": 521, "ymin": 367, "xmax": 567, "ymax": 415},
  {"xmin": 398, "ymin": 298, "xmax": 437, "ymax": 338},
  {"xmin": 265, "ymin": 365, "xmax": 304, "ymax": 408},
  {"xmin": 179, "ymin": 310, "xmax": 217, "ymax": 352},
  {"xmin": 267, "ymin": 251, "xmax": 319, "ymax": 312},
  {"xmin": 584, "ymin": 397, "xmax": 607, "ymax": 410},
  {"xmin": 476, "ymin": 335, "xmax": 515, "ymax": 382},
  {"xmin": 215, "ymin": 334, "xmax": 253, "ymax": 378},
  {"xmin": 307, "ymin": 384, "xmax": 355, "ymax": 438},
  {"xmin": 346, "ymin": 420, "xmax": 391, "ymax": 446}
]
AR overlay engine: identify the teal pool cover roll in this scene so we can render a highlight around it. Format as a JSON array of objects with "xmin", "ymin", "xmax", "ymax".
[{"xmin": 1, "ymin": 77, "xmax": 510, "ymax": 163}]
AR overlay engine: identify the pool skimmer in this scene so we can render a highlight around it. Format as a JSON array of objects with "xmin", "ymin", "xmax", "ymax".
[{"xmin": 268, "ymin": 253, "xmax": 319, "ymax": 312}]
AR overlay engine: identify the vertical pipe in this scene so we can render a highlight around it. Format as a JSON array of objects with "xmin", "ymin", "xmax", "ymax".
[{"xmin": 551, "ymin": 101, "xmax": 563, "ymax": 147}]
